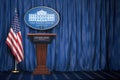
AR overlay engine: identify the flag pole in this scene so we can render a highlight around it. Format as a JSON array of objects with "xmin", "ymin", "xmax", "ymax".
[
  {"xmin": 12, "ymin": 60, "xmax": 19, "ymax": 73},
  {"xmin": 11, "ymin": 7, "xmax": 19, "ymax": 73}
]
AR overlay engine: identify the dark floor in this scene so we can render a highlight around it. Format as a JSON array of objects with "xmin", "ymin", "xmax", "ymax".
[{"xmin": 0, "ymin": 71, "xmax": 120, "ymax": 80}]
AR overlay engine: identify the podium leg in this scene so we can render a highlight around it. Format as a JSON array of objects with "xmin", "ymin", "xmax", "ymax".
[{"xmin": 33, "ymin": 44, "xmax": 50, "ymax": 74}]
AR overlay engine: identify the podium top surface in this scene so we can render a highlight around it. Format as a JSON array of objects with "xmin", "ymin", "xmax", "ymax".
[{"xmin": 27, "ymin": 33, "xmax": 56, "ymax": 36}]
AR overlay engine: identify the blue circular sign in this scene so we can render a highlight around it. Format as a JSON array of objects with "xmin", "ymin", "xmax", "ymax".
[{"xmin": 24, "ymin": 6, "xmax": 60, "ymax": 30}]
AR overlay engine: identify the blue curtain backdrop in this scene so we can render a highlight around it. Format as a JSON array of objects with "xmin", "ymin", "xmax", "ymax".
[{"xmin": 0, "ymin": 0, "xmax": 120, "ymax": 71}]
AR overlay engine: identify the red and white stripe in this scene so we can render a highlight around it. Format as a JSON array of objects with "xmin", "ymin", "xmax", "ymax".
[{"xmin": 6, "ymin": 28, "xmax": 24, "ymax": 63}]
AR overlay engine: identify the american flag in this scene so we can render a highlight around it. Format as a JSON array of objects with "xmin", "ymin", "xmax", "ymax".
[{"xmin": 6, "ymin": 8, "xmax": 24, "ymax": 63}]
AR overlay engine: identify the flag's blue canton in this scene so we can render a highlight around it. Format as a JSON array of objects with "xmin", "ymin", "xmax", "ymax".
[{"xmin": 12, "ymin": 11, "xmax": 20, "ymax": 34}]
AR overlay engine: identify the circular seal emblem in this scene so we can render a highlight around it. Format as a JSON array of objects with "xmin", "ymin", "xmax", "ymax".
[{"xmin": 24, "ymin": 6, "xmax": 60, "ymax": 30}]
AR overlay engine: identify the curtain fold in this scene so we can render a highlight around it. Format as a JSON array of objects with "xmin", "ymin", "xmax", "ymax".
[{"xmin": 0, "ymin": 0, "xmax": 120, "ymax": 71}]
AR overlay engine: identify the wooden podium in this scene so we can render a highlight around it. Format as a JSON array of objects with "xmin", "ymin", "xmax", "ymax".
[{"xmin": 27, "ymin": 33, "xmax": 56, "ymax": 74}]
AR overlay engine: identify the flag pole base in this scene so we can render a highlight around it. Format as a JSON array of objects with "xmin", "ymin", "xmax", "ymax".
[
  {"xmin": 12, "ymin": 70, "xmax": 19, "ymax": 73},
  {"xmin": 12, "ymin": 68, "xmax": 19, "ymax": 73}
]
